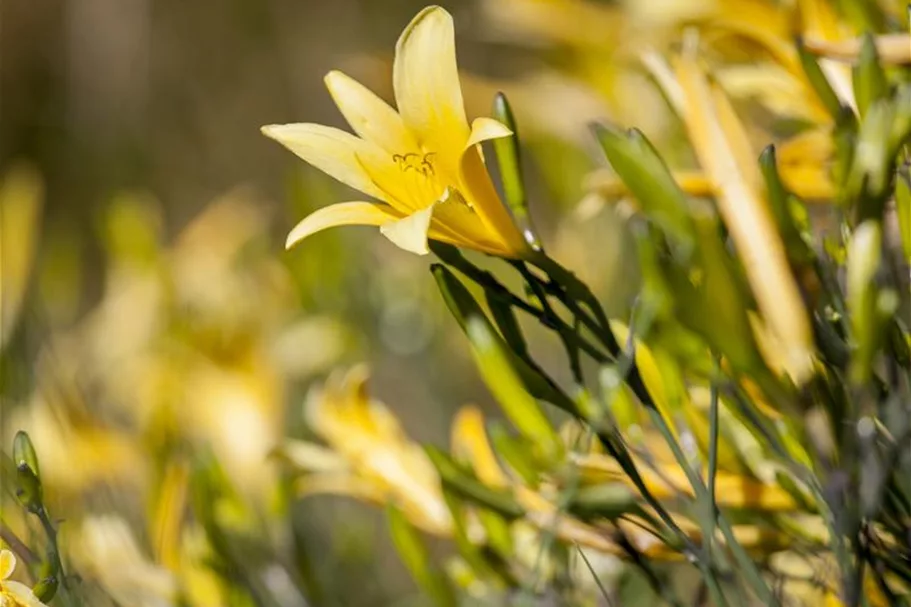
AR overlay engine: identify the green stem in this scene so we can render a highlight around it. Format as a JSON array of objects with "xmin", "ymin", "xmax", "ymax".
[
  {"xmin": 36, "ymin": 506, "xmax": 68, "ymax": 591},
  {"xmin": 705, "ymin": 372, "xmax": 721, "ymax": 564}
]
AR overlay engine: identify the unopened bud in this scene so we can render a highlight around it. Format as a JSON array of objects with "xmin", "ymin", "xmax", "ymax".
[
  {"xmin": 13, "ymin": 431, "xmax": 42, "ymax": 511},
  {"xmin": 33, "ymin": 573, "xmax": 58, "ymax": 602}
]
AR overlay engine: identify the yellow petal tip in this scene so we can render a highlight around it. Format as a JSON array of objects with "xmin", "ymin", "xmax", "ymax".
[
  {"xmin": 261, "ymin": 124, "xmax": 283, "ymax": 140},
  {"xmin": 396, "ymin": 5, "xmax": 452, "ymax": 59},
  {"xmin": 284, "ymin": 232, "xmax": 300, "ymax": 250},
  {"xmin": 323, "ymin": 70, "xmax": 344, "ymax": 89},
  {"xmin": 379, "ymin": 205, "xmax": 436, "ymax": 255}
]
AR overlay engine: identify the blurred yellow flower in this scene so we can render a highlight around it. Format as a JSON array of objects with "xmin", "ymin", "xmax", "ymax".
[
  {"xmin": 0, "ymin": 164, "xmax": 42, "ymax": 352},
  {"xmin": 0, "ymin": 550, "xmax": 47, "ymax": 607},
  {"xmin": 282, "ymin": 365, "xmax": 453, "ymax": 534},
  {"xmin": 674, "ymin": 53, "xmax": 816, "ymax": 385},
  {"xmin": 262, "ymin": 6, "xmax": 528, "ymax": 258},
  {"xmin": 74, "ymin": 516, "xmax": 177, "ymax": 607}
]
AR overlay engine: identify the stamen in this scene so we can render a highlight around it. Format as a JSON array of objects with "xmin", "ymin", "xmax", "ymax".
[{"xmin": 393, "ymin": 152, "xmax": 436, "ymax": 177}]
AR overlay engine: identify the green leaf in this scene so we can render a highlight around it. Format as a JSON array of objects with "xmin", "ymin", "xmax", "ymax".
[
  {"xmin": 846, "ymin": 221, "xmax": 895, "ymax": 384},
  {"xmin": 441, "ymin": 489, "xmax": 515, "ymax": 587},
  {"xmin": 847, "ymin": 97, "xmax": 903, "ymax": 220},
  {"xmin": 477, "ymin": 509, "xmax": 514, "ymax": 558},
  {"xmin": 889, "ymin": 85, "xmax": 911, "ymax": 151},
  {"xmin": 831, "ymin": 107, "xmax": 859, "ymax": 203},
  {"xmin": 492, "ymin": 92, "xmax": 540, "ymax": 250},
  {"xmin": 466, "ymin": 317, "xmax": 562, "ymax": 458},
  {"xmin": 425, "ymin": 446, "xmax": 525, "ymax": 519},
  {"xmin": 387, "ymin": 505, "xmax": 457, "ymax": 607},
  {"xmin": 797, "ymin": 39, "xmax": 844, "ymax": 119},
  {"xmin": 887, "ymin": 319, "xmax": 910, "ymax": 369},
  {"xmin": 663, "ymin": 211, "xmax": 763, "ymax": 374},
  {"xmin": 853, "ymin": 33, "xmax": 889, "ymax": 119},
  {"xmin": 566, "ymin": 483, "xmax": 638, "ymax": 520},
  {"xmin": 896, "ymin": 168, "xmax": 911, "ymax": 263},
  {"xmin": 431, "ymin": 263, "xmax": 577, "ymax": 416},
  {"xmin": 834, "ymin": 0, "xmax": 885, "ymax": 33},
  {"xmin": 758, "ymin": 145, "xmax": 815, "ymax": 267},
  {"xmin": 485, "ymin": 287, "xmax": 529, "ymax": 357},
  {"xmin": 487, "ymin": 421, "xmax": 539, "ymax": 485},
  {"xmin": 592, "ymin": 125, "xmax": 694, "ymax": 258}
]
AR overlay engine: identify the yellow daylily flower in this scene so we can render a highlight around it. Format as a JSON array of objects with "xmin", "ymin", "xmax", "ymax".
[
  {"xmin": 262, "ymin": 6, "xmax": 528, "ymax": 258},
  {"xmin": 293, "ymin": 365, "xmax": 453, "ymax": 534},
  {"xmin": 74, "ymin": 516, "xmax": 177, "ymax": 606},
  {"xmin": 0, "ymin": 550, "xmax": 48, "ymax": 607}
]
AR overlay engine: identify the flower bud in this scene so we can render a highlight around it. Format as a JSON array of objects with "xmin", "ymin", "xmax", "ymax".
[{"xmin": 13, "ymin": 431, "xmax": 42, "ymax": 511}]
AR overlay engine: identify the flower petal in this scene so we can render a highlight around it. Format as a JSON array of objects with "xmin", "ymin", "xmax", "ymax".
[
  {"xmin": 324, "ymin": 71, "xmax": 419, "ymax": 154},
  {"xmin": 272, "ymin": 439, "xmax": 350, "ymax": 473},
  {"xmin": 379, "ymin": 203, "xmax": 437, "ymax": 255},
  {"xmin": 430, "ymin": 195, "xmax": 509, "ymax": 252},
  {"xmin": 286, "ymin": 201, "xmax": 404, "ymax": 249},
  {"xmin": 0, "ymin": 549, "xmax": 15, "ymax": 580},
  {"xmin": 465, "ymin": 117, "xmax": 512, "ymax": 149},
  {"xmin": 457, "ymin": 120, "xmax": 527, "ymax": 257},
  {"xmin": 459, "ymin": 147, "xmax": 528, "ymax": 258},
  {"xmin": 451, "ymin": 406, "xmax": 508, "ymax": 488},
  {"xmin": 3, "ymin": 580, "xmax": 49, "ymax": 607},
  {"xmin": 261, "ymin": 123, "xmax": 388, "ymax": 200},
  {"xmin": 393, "ymin": 6, "xmax": 469, "ymax": 177}
]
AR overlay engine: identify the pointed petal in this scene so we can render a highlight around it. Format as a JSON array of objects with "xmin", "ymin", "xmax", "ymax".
[
  {"xmin": 324, "ymin": 70, "xmax": 419, "ymax": 154},
  {"xmin": 379, "ymin": 203, "xmax": 437, "ymax": 255},
  {"xmin": 430, "ymin": 195, "xmax": 508, "ymax": 252},
  {"xmin": 393, "ymin": 6, "xmax": 469, "ymax": 176},
  {"xmin": 375, "ymin": 186, "xmax": 510, "ymax": 255},
  {"xmin": 286, "ymin": 202, "xmax": 404, "ymax": 249},
  {"xmin": 0, "ymin": 549, "xmax": 15, "ymax": 579},
  {"xmin": 465, "ymin": 117, "xmax": 512, "ymax": 148},
  {"xmin": 262, "ymin": 123, "xmax": 388, "ymax": 200},
  {"xmin": 459, "ymin": 147, "xmax": 527, "ymax": 258},
  {"xmin": 451, "ymin": 405, "xmax": 508, "ymax": 487}
]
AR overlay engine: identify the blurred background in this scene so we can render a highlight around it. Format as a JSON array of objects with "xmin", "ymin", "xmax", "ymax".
[{"xmin": 2, "ymin": 0, "xmax": 642, "ymax": 604}]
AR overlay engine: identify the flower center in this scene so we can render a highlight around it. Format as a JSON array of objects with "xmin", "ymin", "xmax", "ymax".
[
  {"xmin": 388, "ymin": 152, "xmax": 475, "ymax": 216},
  {"xmin": 389, "ymin": 151, "xmax": 448, "ymax": 211},
  {"xmin": 392, "ymin": 152, "xmax": 436, "ymax": 177}
]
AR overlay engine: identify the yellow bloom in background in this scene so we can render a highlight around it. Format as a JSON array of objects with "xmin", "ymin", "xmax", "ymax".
[
  {"xmin": 262, "ymin": 6, "xmax": 528, "ymax": 258},
  {"xmin": 674, "ymin": 53, "xmax": 816, "ymax": 385},
  {"xmin": 0, "ymin": 164, "xmax": 42, "ymax": 352},
  {"xmin": 281, "ymin": 365, "xmax": 453, "ymax": 535},
  {"xmin": 73, "ymin": 516, "xmax": 178, "ymax": 607},
  {"xmin": 0, "ymin": 550, "xmax": 47, "ymax": 607}
]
